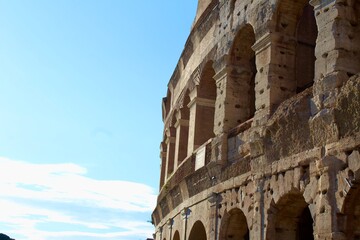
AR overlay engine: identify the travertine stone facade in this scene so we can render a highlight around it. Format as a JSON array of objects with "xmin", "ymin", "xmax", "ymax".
[{"xmin": 153, "ymin": 0, "xmax": 360, "ymax": 239}]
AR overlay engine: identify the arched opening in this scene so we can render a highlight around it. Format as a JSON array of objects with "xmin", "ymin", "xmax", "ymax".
[
  {"xmin": 271, "ymin": 0, "xmax": 317, "ymax": 108},
  {"xmin": 349, "ymin": 0, "xmax": 360, "ymax": 75},
  {"xmin": 220, "ymin": 208, "xmax": 249, "ymax": 240},
  {"xmin": 295, "ymin": 4, "xmax": 317, "ymax": 93},
  {"xmin": 270, "ymin": 193, "xmax": 314, "ymax": 240},
  {"xmin": 189, "ymin": 220, "xmax": 207, "ymax": 240},
  {"xmin": 173, "ymin": 230, "xmax": 180, "ymax": 240},
  {"xmin": 342, "ymin": 182, "xmax": 360, "ymax": 239},
  {"xmin": 194, "ymin": 61, "xmax": 216, "ymax": 147},
  {"xmin": 228, "ymin": 24, "xmax": 256, "ymax": 128}
]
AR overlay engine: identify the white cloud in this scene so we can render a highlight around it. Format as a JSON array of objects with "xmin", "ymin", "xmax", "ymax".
[{"xmin": 0, "ymin": 157, "xmax": 157, "ymax": 240}]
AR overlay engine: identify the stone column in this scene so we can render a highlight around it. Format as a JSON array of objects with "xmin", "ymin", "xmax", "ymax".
[
  {"xmin": 187, "ymin": 87, "xmax": 216, "ymax": 154},
  {"xmin": 311, "ymin": 156, "xmax": 346, "ymax": 240},
  {"xmin": 212, "ymin": 63, "xmax": 239, "ymax": 164},
  {"xmin": 213, "ymin": 65, "xmax": 229, "ymax": 135},
  {"xmin": 213, "ymin": 60, "xmax": 256, "ymax": 135},
  {"xmin": 252, "ymin": 32, "xmax": 297, "ymax": 120},
  {"xmin": 207, "ymin": 192, "xmax": 220, "ymax": 240},
  {"xmin": 174, "ymin": 112, "xmax": 189, "ymax": 168},
  {"xmin": 310, "ymin": 0, "xmax": 360, "ymax": 112},
  {"xmin": 160, "ymin": 142, "xmax": 167, "ymax": 189},
  {"xmin": 251, "ymin": 179, "xmax": 264, "ymax": 240},
  {"xmin": 165, "ymin": 127, "xmax": 176, "ymax": 179}
]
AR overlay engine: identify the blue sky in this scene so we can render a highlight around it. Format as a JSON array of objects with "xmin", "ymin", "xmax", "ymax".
[{"xmin": 0, "ymin": 1, "xmax": 197, "ymax": 239}]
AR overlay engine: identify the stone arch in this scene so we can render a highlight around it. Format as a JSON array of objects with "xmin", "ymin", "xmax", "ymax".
[
  {"xmin": 267, "ymin": 192, "xmax": 314, "ymax": 240},
  {"xmin": 227, "ymin": 23, "xmax": 256, "ymax": 128},
  {"xmin": 219, "ymin": 208, "xmax": 249, "ymax": 240},
  {"xmin": 193, "ymin": 61, "xmax": 216, "ymax": 147},
  {"xmin": 173, "ymin": 230, "xmax": 180, "ymax": 240},
  {"xmin": 272, "ymin": 0, "xmax": 317, "ymax": 99},
  {"xmin": 188, "ymin": 220, "xmax": 207, "ymax": 240}
]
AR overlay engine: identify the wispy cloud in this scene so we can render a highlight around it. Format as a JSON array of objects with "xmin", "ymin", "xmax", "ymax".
[{"xmin": 0, "ymin": 157, "xmax": 157, "ymax": 240}]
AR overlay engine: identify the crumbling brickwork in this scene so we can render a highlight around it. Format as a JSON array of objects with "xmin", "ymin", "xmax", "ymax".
[{"xmin": 153, "ymin": 0, "xmax": 360, "ymax": 239}]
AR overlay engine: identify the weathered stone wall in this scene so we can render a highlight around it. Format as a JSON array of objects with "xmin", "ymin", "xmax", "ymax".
[{"xmin": 153, "ymin": 0, "xmax": 360, "ymax": 239}]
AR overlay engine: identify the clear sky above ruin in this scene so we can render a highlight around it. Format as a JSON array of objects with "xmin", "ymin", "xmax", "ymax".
[{"xmin": 0, "ymin": 1, "xmax": 197, "ymax": 239}]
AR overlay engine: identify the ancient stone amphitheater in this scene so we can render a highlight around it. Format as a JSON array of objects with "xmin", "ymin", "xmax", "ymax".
[{"xmin": 152, "ymin": 0, "xmax": 360, "ymax": 239}]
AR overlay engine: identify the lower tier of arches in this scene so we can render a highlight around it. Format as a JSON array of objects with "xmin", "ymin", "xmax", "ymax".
[{"xmin": 154, "ymin": 147, "xmax": 360, "ymax": 240}]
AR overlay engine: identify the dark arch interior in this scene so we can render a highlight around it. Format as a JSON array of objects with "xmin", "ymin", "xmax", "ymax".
[
  {"xmin": 221, "ymin": 208, "xmax": 249, "ymax": 240},
  {"xmin": 173, "ymin": 230, "xmax": 180, "ymax": 240},
  {"xmin": 295, "ymin": 3, "xmax": 317, "ymax": 93},
  {"xmin": 343, "ymin": 185, "xmax": 360, "ymax": 239},
  {"xmin": 198, "ymin": 61, "xmax": 216, "ymax": 100},
  {"xmin": 194, "ymin": 61, "xmax": 216, "ymax": 147},
  {"xmin": 297, "ymin": 207, "xmax": 314, "ymax": 240},
  {"xmin": 229, "ymin": 24, "xmax": 256, "ymax": 127},
  {"xmin": 272, "ymin": 194, "xmax": 314, "ymax": 240},
  {"xmin": 351, "ymin": 0, "xmax": 360, "ymax": 75},
  {"xmin": 189, "ymin": 221, "xmax": 207, "ymax": 240}
]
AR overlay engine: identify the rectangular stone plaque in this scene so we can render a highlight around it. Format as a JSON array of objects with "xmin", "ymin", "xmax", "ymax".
[{"xmin": 195, "ymin": 145, "xmax": 206, "ymax": 171}]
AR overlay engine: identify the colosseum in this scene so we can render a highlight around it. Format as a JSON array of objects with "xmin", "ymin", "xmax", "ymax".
[{"xmin": 152, "ymin": 0, "xmax": 360, "ymax": 239}]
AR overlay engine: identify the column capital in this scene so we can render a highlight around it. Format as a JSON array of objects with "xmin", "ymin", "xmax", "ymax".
[
  {"xmin": 165, "ymin": 136, "xmax": 176, "ymax": 144},
  {"xmin": 188, "ymin": 97, "xmax": 216, "ymax": 109},
  {"xmin": 213, "ymin": 65, "xmax": 227, "ymax": 84},
  {"xmin": 175, "ymin": 119, "xmax": 189, "ymax": 128},
  {"xmin": 252, "ymin": 32, "xmax": 273, "ymax": 54}
]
